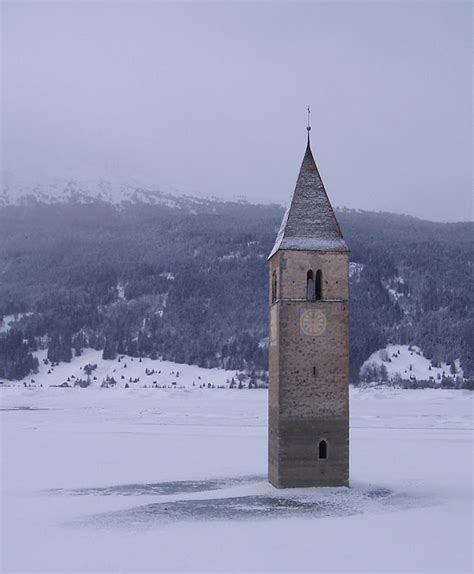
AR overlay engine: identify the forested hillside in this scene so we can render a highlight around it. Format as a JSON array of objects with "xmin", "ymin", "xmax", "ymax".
[{"xmin": 0, "ymin": 198, "xmax": 472, "ymax": 382}]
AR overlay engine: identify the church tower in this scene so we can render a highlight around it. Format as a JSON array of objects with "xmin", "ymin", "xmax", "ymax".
[{"xmin": 268, "ymin": 118, "xmax": 349, "ymax": 488}]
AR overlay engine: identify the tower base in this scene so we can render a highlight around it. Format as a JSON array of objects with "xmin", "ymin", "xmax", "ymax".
[{"xmin": 268, "ymin": 417, "xmax": 349, "ymax": 488}]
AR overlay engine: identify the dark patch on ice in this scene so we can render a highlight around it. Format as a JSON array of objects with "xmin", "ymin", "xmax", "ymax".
[
  {"xmin": 366, "ymin": 487, "xmax": 392, "ymax": 499},
  {"xmin": 68, "ymin": 483, "xmax": 431, "ymax": 530},
  {"xmin": 47, "ymin": 475, "xmax": 264, "ymax": 497},
  {"xmin": 51, "ymin": 476, "xmax": 433, "ymax": 530},
  {"xmin": 77, "ymin": 494, "xmax": 349, "ymax": 530}
]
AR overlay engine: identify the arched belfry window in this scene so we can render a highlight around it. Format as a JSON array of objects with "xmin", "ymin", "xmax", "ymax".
[
  {"xmin": 318, "ymin": 440, "xmax": 327, "ymax": 459},
  {"xmin": 315, "ymin": 270, "xmax": 323, "ymax": 301},
  {"xmin": 306, "ymin": 270, "xmax": 314, "ymax": 301},
  {"xmin": 271, "ymin": 271, "xmax": 277, "ymax": 304}
]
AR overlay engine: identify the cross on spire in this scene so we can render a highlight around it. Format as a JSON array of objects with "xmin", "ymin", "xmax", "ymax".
[{"xmin": 307, "ymin": 106, "xmax": 311, "ymax": 145}]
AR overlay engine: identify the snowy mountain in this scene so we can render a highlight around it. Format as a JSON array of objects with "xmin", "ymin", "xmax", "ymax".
[
  {"xmin": 0, "ymin": 177, "xmax": 232, "ymax": 212},
  {"xmin": 0, "ymin": 191, "xmax": 472, "ymax": 385}
]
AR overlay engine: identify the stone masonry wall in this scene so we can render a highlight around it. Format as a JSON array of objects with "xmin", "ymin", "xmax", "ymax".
[{"xmin": 268, "ymin": 249, "xmax": 349, "ymax": 488}]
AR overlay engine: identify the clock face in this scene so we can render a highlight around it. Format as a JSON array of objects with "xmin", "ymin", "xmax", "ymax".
[{"xmin": 300, "ymin": 309, "xmax": 327, "ymax": 337}]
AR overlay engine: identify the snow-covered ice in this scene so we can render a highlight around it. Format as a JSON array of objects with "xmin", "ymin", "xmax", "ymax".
[{"xmin": 1, "ymin": 380, "xmax": 472, "ymax": 572}]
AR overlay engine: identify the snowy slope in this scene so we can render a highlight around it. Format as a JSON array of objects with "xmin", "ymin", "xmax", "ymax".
[
  {"xmin": 0, "ymin": 313, "xmax": 34, "ymax": 334},
  {"xmin": 361, "ymin": 344, "xmax": 462, "ymax": 383},
  {"xmin": 7, "ymin": 348, "xmax": 239, "ymax": 389}
]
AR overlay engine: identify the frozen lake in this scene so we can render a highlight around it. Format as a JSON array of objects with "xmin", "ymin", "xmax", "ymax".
[{"xmin": 1, "ymin": 386, "xmax": 472, "ymax": 572}]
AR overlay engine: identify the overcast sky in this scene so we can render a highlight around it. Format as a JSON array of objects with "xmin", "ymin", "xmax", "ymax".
[{"xmin": 2, "ymin": 1, "xmax": 471, "ymax": 221}]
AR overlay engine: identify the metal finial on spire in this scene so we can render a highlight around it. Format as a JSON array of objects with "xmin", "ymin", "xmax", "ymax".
[{"xmin": 306, "ymin": 105, "xmax": 311, "ymax": 145}]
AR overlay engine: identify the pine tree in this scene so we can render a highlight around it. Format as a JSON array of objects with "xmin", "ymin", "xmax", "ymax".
[{"xmin": 102, "ymin": 338, "xmax": 117, "ymax": 360}]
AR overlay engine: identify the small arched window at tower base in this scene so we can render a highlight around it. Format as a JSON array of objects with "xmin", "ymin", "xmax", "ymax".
[{"xmin": 318, "ymin": 440, "xmax": 327, "ymax": 459}]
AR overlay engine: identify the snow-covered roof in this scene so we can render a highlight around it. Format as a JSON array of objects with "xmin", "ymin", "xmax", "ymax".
[{"xmin": 268, "ymin": 141, "xmax": 348, "ymax": 259}]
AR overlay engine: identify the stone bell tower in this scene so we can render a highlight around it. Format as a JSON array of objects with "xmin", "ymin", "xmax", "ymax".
[{"xmin": 268, "ymin": 115, "xmax": 349, "ymax": 488}]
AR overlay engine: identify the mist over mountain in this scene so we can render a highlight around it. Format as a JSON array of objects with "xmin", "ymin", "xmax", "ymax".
[
  {"xmin": 0, "ymin": 186, "xmax": 472, "ymax": 383},
  {"xmin": 0, "ymin": 176, "xmax": 221, "ymax": 209}
]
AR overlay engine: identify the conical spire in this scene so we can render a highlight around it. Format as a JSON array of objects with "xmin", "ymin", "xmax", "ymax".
[{"xmin": 269, "ymin": 135, "xmax": 348, "ymax": 259}]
